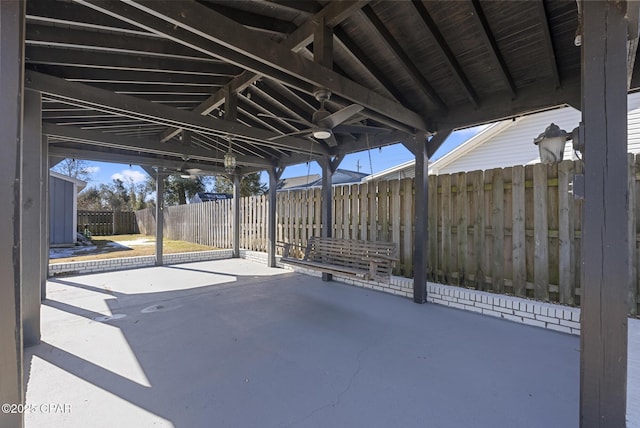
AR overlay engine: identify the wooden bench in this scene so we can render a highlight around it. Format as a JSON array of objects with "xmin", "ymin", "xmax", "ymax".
[{"xmin": 279, "ymin": 237, "xmax": 398, "ymax": 283}]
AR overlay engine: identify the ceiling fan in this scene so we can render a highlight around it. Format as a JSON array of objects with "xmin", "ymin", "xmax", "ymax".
[
  {"xmin": 173, "ymin": 156, "xmax": 202, "ymax": 179},
  {"xmin": 260, "ymin": 89, "xmax": 390, "ymax": 147}
]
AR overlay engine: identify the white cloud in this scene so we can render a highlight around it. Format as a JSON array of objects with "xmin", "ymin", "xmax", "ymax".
[
  {"xmin": 111, "ymin": 169, "xmax": 147, "ymax": 183},
  {"xmin": 85, "ymin": 166, "xmax": 100, "ymax": 174}
]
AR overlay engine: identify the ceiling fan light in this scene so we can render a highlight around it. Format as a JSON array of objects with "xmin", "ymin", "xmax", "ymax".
[{"xmin": 312, "ymin": 129, "xmax": 331, "ymax": 139}]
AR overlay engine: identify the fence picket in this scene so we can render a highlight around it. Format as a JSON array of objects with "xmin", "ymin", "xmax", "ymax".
[
  {"xmin": 511, "ymin": 166, "xmax": 526, "ymax": 297},
  {"xmin": 533, "ymin": 163, "xmax": 550, "ymax": 301},
  {"xmin": 492, "ymin": 168, "xmax": 505, "ymax": 293}
]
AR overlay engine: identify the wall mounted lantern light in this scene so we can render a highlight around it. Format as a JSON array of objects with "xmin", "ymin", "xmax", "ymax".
[{"xmin": 533, "ymin": 123, "xmax": 582, "ymax": 164}]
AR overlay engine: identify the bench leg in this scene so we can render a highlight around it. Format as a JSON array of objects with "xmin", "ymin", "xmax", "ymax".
[{"xmin": 368, "ymin": 261, "xmax": 377, "ymax": 281}]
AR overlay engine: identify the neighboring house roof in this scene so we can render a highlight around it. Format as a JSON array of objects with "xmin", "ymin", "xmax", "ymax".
[
  {"xmin": 49, "ymin": 170, "xmax": 87, "ymax": 192},
  {"xmin": 277, "ymin": 169, "xmax": 368, "ymax": 191},
  {"xmin": 365, "ymin": 92, "xmax": 640, "ymax": 179},
  {"xmin": 277, "ymin": 174, "xmax": 321, "ymax": 191},
  {"xmin": 189, "ymin": 192, "xmax": 232, "ymax": 203}
]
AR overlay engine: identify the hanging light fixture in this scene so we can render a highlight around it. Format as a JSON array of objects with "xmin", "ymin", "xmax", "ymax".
[{"xmin": 224, "ymin": 139, "xmax": 236, "ymax": 173}]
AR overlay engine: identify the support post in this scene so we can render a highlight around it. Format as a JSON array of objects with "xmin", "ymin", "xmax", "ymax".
[
  {"xmin": 22, "ymin": 89, "xmax": 42, "ymax": 347},
  {"xmin": 232, "ymin": 173, "xmax": 241, "ymax": 258},
  {"xmin": 317, "ymin": 156, "xmax": 342, "ymax": 281},
  {"xmin": 41, "ymin": 135, "xmax": 49, "ymax": 301},
  {"xmin": 267, "ymin": 167, "xmax": 284, "ymax": 267},
  {"xmin": 580, "ymin": 1, "xmax": 629, "ymax": 426},
  {"xmin": 403, "ymin": 133, "xmax": 431, "ymax": 303},
  {"xmin": 0, "ymin": 0, "xmax": 25, "ymax": 425},
  {"xmin": 155, "ymin": 171, "xmax": 164, "ymax": 266}
]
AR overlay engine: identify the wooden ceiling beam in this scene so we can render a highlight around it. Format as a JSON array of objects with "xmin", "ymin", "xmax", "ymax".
[
  {"xmin": 27, "ymin": 0, "xmax": 144, "ymax": 34},
  {"xmin": 43, "ymin": 123, "xmax": 272, "ymax": 168},
  {"xmin": 27, "ymin": 64, "xmax": 231, "ymax": 86},
  {"xmin": 84, "ymin": 0, "xmax": 425, "ymax": 130},
  {"xmin": 25, "ymin": 46, "xmax": 241, "ymax": 76},
  {"xmin": 334, "ymin": 130, "xmax": 413, "ymax": 154},
  {"xmin": 333, "ymin": 27, "xmax": 406, "ymax": 105},
  {"xmin": 469, "ymin": 0, "xmax": 517, "ymax": 98},
  {"xmin": 359, "ymin": 6, "xmax": 446, "ymax": 112},
  {"xmin": 49, "ymin": 144, "xmax": 260, "ymax": 175},
  {"xmin": 248, "ymin": 84, "xmax": 312, "ymax": 125},
  {"xmin": 411, "ymin": 0, "xmax": 479, "ymax": 108},
  {"xmin": 25, "ymin": 24, "xmax": 211, "ymax": 61},
  {"xmin": 432, "ymin": 77, "xmax": 580, "ymax": 131},
  {"xmin": 207, "ymin": 4, "xmax": 297, "ymax": 35},
  {"xmin": 536, "ymin": 0, "xmax": 561, "ymax": 89}
]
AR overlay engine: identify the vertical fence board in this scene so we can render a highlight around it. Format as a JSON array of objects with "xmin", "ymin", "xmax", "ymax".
[
  {"xmin": 428, "ymin": 175, "xmax": 438, "ymax": 281},
  {"xmin": 402, "ymin": 178, "xmax": 414, "ymax": 276},
  {"xmin": 360, "ymin": 183, "xmax": 368, "ymax": 241},
  {"xmin": 511, "ymin": 166, "xmax": 526, "ymax": 296},
  {"xmin": 378, "ymin": 180, "xmax": 389, "ymax": 241},
  {"xmin": 492, "ymin": 169, "xmax": 505, "ymax": 293},
  {"xmin": 469, "ymin": 171, "xmax": 485, "ymax": 290},
  {"xmin": 456, "ymin": 173, "xmax": 467, "ymax": 286},
  {"xmin": 440, "ymin": 174, "xmax": 452, "ymax": 284},
  {"xmin": 391, "ymin": 180, "xmax": 401, "ymax": 248},
  {"xmin": 533, "ymin": 163, "xmax": 549, "ymax": 301},
  {"xmin": 369, "ymin": 181, "xmax": 378, "ymax": 241},
  {"xmin": 558, "ymin": 160, "xmax": 575, "ymax": 304}
]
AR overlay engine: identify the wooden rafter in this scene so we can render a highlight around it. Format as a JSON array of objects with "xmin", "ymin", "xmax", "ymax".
[
  {"xmin": 411, "ymin": 0, "xmax": 479, "ymax": 108},
  {"xmin": 468, "ymin": 0, "xmax": 517, "ymax": 98},
  {"xmin": 359, "ymin": 5, "xmax": 446, "ymax": 112},
  {"xmin": 536, "ymin": 0, "xmax": 561, "ymax": 89}
]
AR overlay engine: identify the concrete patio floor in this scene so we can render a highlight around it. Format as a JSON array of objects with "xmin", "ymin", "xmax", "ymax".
[{"xmin": 24, "ymin": 258, "xmax": 638, "ymax": 427}]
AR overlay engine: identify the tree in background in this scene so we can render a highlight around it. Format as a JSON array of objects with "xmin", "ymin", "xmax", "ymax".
[
  {"xmin": 214, "ymin": 172, "xmax": 267, "ymax": 197},
  {"xmin": 77, "ymin": 178, "xmax": 154, "ymax": 211},
  {"xmin": 162, "ymin": 175, "xmax": 210, "ymax": 205},
  {"xmin": 51, "ymin": 158, "xmax": 95, "ymax": 182},
  {"xmin": 77, "ymin": 187, "xmax": 103, "ymax": 211}
]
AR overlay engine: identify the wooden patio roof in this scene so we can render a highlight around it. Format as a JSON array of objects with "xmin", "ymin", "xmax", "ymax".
[{"xmin": 25, "ymin": 0, "xmax": 616, "ymax": 175}]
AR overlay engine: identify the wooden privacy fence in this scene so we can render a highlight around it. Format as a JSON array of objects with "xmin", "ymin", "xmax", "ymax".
[
  {"xmin": 136, "ymin": 157, "xmax": 640, "ymax": 315},
  {"xmin": 77, "ymin": 210, "xmax": 138, "ymax": 236}
]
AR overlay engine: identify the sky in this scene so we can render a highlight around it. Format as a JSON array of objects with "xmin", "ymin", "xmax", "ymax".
[{"xmin": 74, "ymin": 125, "xmax": 487, "ymax": 189}]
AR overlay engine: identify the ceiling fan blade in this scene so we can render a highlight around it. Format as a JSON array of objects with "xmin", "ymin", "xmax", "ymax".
[
  {"xmin": 317, "ymin": 104, "xmax": 364, "ymax": 128},
  {"xmin": 325, "ymin": 133, "xmax": 339, "ymax": 147},
  {"xmin": 268, "ymin": 129, "xmax": 313, "ymax": 141},
  {"xmin": 333, "ymin": 124, "xmax": 392, "ymax": 134},
  {"xmin": 257, "ymin": 113, "xmax": 311, "ymax": 126}
]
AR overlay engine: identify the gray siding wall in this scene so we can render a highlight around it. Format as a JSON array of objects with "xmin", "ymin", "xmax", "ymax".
[{"xmin": 49, "ymin": 176, "xmax": 75, "ymax": 245}]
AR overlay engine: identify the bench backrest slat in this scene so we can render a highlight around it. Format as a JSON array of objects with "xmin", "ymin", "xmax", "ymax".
[{"xmin": 306, "ymin": 237, "xmax": 397, "ymax": 277}]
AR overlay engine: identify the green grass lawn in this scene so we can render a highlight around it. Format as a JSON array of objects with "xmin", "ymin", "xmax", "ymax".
[{"xmin": 50, "ymin": 234, "xmax": 216, "ymax": 264}]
